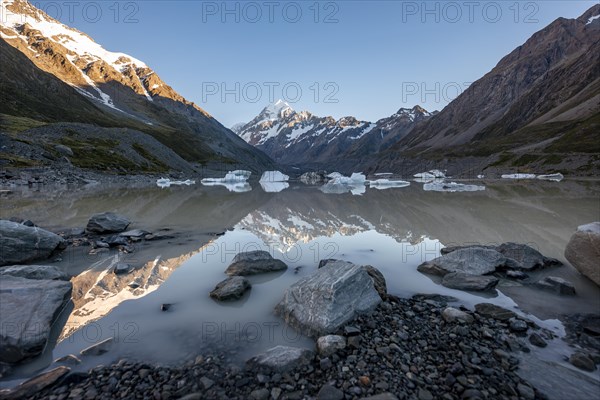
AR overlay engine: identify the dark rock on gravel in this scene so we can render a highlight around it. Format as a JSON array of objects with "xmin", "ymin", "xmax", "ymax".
[
  {"xmin": 475, "ymin": 303, "xmax": 517, "ymax": 321},
  {"xmin": 225, "ymin": 251, "xmax": 287, "ymax": 276},
  {"xmin": 247, "ymin": 346, "xmax": 314, "ymax": 372},
  {"xmin": 528, "ymin": 333, "xmax": 547, "ymax": 347},
  {"xmin": 534, "ymin": 276, "xmax": 576, "ymax": 295},
  {"xmin": 86, "ymin": 212, "xmax": 130, "ymax": 234},
  {"xmin": 113, "ymin": 263, "xmax": 134, "ymax": 275}
]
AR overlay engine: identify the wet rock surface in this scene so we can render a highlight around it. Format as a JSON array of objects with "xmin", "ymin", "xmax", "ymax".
[
  {"xmin": 0, "ymin": 276, "xmax": 72, "ymax": 363},
  {"xmin": 86, "ymin": 212, "xmax": 131, "ymax": 234},
  {"xmin": 210, "ymin": 276, "xmax": 251, "ymax": 301},
  {"xmin": 0, "ymin": 220, "xmax": 65, "ymax": 266},
  {"xmin": 565, "ymin": 222, "xmax": 600, "ymax": 286},
  {"xmin": 225, "ymin": 251, "xmax": 288, "ymax": 276},
  {"xmin": 275, "ymin": 260, "xmax": 381, "ymax": 336}
]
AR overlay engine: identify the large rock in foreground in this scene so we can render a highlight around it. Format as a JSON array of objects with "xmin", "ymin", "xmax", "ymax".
[
  {"xmin": 225, "ymin": 251, "xmax": 287, "ymax": 276},
  {"xmin": 0, "ymin": 220, "xmax": 65, "ymax": 266},
  {"xmin": 246, "ymin": 346, "xmax": 313, "ymax": 372},
  {"xmin": 565, "ymin": 222, "xmax": 600, "ymax": 286},
  {"xmin": 318, "ymin": 259, "xmax": 388, "ymax": 299},
  {"xmin": 418, "ymin": 247, "xmax": 518, "ymax": 276},
  {"xmin": 86, "ymin": 212, "xmax": 130, "ymax": 234},
  {"xmin": 275, "ymin": 261, "xmax": 381, "ymax": 336},
  {"xmin": 0, "ymin": 276, "xmax": 72, "ymax": 363},
  {"xmin": 0, "ymin": 366, "xmax": 70, "ymax": 400},
  {"xmin": 0, "ymin": 265, "xmax": 69, "ymax": 281}
]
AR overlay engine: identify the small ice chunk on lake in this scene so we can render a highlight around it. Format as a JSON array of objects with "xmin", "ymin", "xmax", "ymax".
[
  {"xmin": 477, "ymin": 174, "xmax": 485, "ymax": 179},
  {"xmin": 501, "ymin": 174, "xmax": 536, "ymax": 179},
  {"xmin": 424, "ymin": 181, "xmax": 485, "ymax": 192},
  {"xmin": 414, "ymin": 170, "xmax": 446, "ymax": 179},
  {"xmin": 201, "ymin": 170, "xmax": 252, "ymax": 184},
  {"xmin": 260, "ymin": 181, "xmax": 289, "ymax": 193},
  {"xmin": 321, "ymin": 172, "xmax": 367, "ymax": 195},
  {"xmin": 156, "ymin": 178, "xmax": 196, "ymax": 188},
  {"xmin": 260, "ymin": 171, "xmax": 289, "ymax": 182},
  {"xmin": 369, "ymin": 179, "xmax": 410, "ymax": 189},
  {"xmin": 537, "ymin": 173, "xmax": 564, "ymax": 182}
]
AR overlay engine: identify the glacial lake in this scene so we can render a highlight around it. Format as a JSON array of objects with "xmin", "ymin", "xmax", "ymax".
[{"xmin": 1, "ymin": 178, "xmax": 599, "ymax": 386}]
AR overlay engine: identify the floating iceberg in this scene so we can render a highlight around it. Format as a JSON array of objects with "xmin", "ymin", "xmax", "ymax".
[
  {"xmin": 477, "ymin": 174, "xmax": 485, "ymax": 179},
  {"xmin": 374, "ymin": 172, "xmax": 393, "ymax": 176},
  {"xmin": 156, "ymin": 178, "xmax": 196, "ymax": 188},
  {"xmin": 414, "ymin": 170, "xmax": 446, "ymax": 179},
  {"xmin": 326, "ymin": 172, "xmax": 344, "ymax": 180},
  {"xmin": 202, "ymin": 181, "xmax": 251, "ymax": 193},
  {"xmin": 537, "ymin": 173, "xmax": 564, "ymax": 182},
  {"xmin": 320, "ymin": 172, "xmax": 367, "ymax": 195},
  {"xmin": 369, "ymin": 179, "xmax": 411, "ymax": 190},
  {"xmin": 501, "ymin": 174, "xmax": 536, "ymax": 179},
  {"xmin": 260, "ymin": 181, "xmax": 289, "ymax": 193},
  {"xmin": 201, "ymin": 170, "xmax": 251, "ymax": 184},
  {"xmin": 260, "ymin": 170, "xmax": 289, "ymax": 182},
  {"xmin": 423, "ymin": 181, "xmax": 485, "ymax": 192}
]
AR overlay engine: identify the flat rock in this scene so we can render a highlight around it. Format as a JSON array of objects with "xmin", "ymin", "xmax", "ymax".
[
  {"xmin": 0, "ymin": 220, "xmax": 65, "ymax": 266},
  {"xmin": 275, "ymin": 261, "xmax": 381, "ymax": 336},
  {"xmin": 417, "ymin": 247, "xmax": 518, "ymax": 276},
  {"xmin": 80, "ymin": 337, "xmax": 113, "ymax": 356},
  {"xmin": 209, "ymin": 276, "xmax": 251, "ymax": 301},
  {"xmin": 119, "ymin": 229, "xmax": 150, "ymax": 238},
  {"xmin": 0, "ymin": 276, "xmax": 72, "ymax": 363},
  {"xmin": 475, "ymin": 303, "xmax": 517, "ymax": 321},
  {"xmin": 0, "ymin": 265, "xmax": 69, "ymax": 281},
  {"xmin": 225, "ymin": 251, "xmax": 287, "ymax": 276},
  {"xmin": 317, "ymin": 335, "xmax": 346, "ymax": 356},
  {"xmin": 246, "ymin": 346, "xmax": 314, "ymax": 372},
  {"xmin": 441, "ymin": 272, "xmax": 499, "ymax": 291},
  {"xmin": 565, "ymin": 222, "xmax": 600, "ymax": 286},
  {"xmin": 442, "ymin": 243, "xmax": 559, "ymax": 270},
  {"xmin": 534, "ymin": 276, "xmax": 576, "ymax": 295},
  {"xmin": 114, "ymin": 263, "xmax": 134, "ymax": 275},
  {"xmin": 0, "ymin": 366, "xmax": 70, "ymax": 400},
  {"xmin": 86, "ymin": 212, "xmax": 130, "ymax": 234},
  {"xmin": 361, "ymin": 394, "xmax": 399, "ymax": 400},
  {"xmin": 442, "ymin": 307, "xmax": 474, "ymax": 324}
]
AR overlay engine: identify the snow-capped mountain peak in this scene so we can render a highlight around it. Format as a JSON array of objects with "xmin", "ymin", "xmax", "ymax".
[{"xmin": 261, "ymin": 99, "xmax": 294, "ymax": 121}]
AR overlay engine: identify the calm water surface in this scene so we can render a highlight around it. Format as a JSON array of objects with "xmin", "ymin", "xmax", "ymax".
[{"xmin": 1, "ymin": 179, "xmax": 599, "ymax": 384}]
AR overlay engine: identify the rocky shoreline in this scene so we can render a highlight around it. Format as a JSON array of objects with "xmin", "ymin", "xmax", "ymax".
[{"xmin": 4, "ymin": 295, "xmax": 558, "ymax": 400}]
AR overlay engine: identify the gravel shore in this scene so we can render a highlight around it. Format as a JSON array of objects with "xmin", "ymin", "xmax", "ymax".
[{"xmin": 21, "ymin": 295, "xmax": 550, "ymax": 400}]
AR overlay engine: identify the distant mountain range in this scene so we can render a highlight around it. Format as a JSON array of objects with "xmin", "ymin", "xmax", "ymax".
[
  {"xmin": 0, "ymin": 0, "xmax": 273, "ymax": 173},
  {"xmin": 233, "ymin": 100, "xmax": 433, "ymax": 166},
  {"xmin": 234, "ymin": 5, "xmax": 600, "ymax": 176}
]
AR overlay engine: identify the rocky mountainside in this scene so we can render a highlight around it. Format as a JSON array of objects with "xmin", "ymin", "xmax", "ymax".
[
  {"xmin": 369, "ymin": 5, "xmax": 600, "ymax": 176},
  {"xmin": 234, "ymin": 100, "xmax": 432, "ymax": 166},
  {"xmin": 0, "ymin": 0, "xmax": 273, "ymax": 173}
]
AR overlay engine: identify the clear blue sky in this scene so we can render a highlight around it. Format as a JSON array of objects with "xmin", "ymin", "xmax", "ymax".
[{"xmin": 44, "ymin": 0, "xmax": 597, "ymax": 126}]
